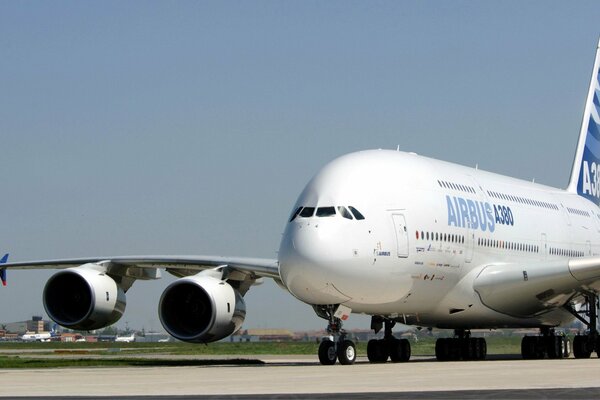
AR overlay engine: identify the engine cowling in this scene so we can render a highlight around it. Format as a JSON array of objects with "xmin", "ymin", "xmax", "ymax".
[
  {"xmin": 43, "ymin": 264, "xmax": 126, "ymax": 330},
  {"xmin": 159, "ymin": 273, "xmax": 246, "ymax": 343}
]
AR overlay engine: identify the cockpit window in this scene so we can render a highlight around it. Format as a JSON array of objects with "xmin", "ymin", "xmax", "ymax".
[
  {"xmin": 337, "ymin": 206, "xmax": 354, "ymax": 220},
  {"xmin": 289, "ymin": 207, "xmax": 303, "ymax": 222},
  {"xmin": 299, "ymin": 207, "xmax": 315, "ymax": 218},
  {"xmin": 348, "ymin": 206, "xmax": 365, "ymax": 220},
  {"xmin": 316, "ymin": 207, "xmax": 336, "ymax": 217}
]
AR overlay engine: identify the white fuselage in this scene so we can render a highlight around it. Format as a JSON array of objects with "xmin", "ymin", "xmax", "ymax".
[{"xmin": 278, "ymin": 150, "xmax": 600, "ymax": 329}]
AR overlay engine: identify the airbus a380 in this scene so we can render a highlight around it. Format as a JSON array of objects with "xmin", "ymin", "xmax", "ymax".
[{"xmin": 4, "ymin": 41, "xmax": 600, "ymax": 365}]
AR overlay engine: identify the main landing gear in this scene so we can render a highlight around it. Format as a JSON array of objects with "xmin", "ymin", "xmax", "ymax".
[
  {"xmin": 563, "ymin": 292, "xmax": 600, "ymax": 359},
  {"xmin": 521, "ymin": 328, "xmax": 571, "ymax": 359},
  {"xmin": 434, "ymin": 329, "xmax": 487, "ymax": 361},
  {"xmin": 315, "ymin": 305, "xmax": 357, "ymax": 365},
  {"xmin": 366, "ymin": 317, "xmax": 411, "ymax": 363}
]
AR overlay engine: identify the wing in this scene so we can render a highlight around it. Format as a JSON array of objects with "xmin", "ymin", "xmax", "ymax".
[
  {"xmin": 473, "ymin": 256, "xmax": 600, "ymax": 317},
  {"xmin": 0, "ymin": 255, "xmax": 280, "ymax": 290}
]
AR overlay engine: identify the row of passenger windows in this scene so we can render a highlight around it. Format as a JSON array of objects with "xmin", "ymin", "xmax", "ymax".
[
  {"xmin": 478, "ymin": 238, "xmax": 539, "ymax": 253},
  {"xmin": 437, "ymin": 180, "xmax": 476, "ymax": 194},
  {"xmin": 487, "ymin": 190, "xmax": 558, "ymax": 210},
  {"xmin": 566, "ymin": 207, "xmax": 591, "ymax": 217},
  {"xmin": 415, "ymin": 231, "xmax": 465, "ymax": 244},
  {"xmin": 549, "ymin": 247, "xmax": 585, "ymax": 257},
  {"xmin": 289, "ymin": 206, "xmax": 365, "ymax": 222},
  {"xmin": 415, "ymin": 228, "xmax": 585, "ymax": 258}
]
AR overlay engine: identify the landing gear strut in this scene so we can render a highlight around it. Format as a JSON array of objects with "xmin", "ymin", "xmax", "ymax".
[
  {"xmin": 521, "ymin": 327, "xmax": 571, "ymax": 359},
  {"xmin": 366, "ymin": 317, "xmax": 411, "ymax": 363},
  {"xmin": 563, "ymin": 292, "xmax": 599, "ymax": 359},
  {"xmin": 435, "ymin": 329, "xmax": 486, "ymax": 361},
  {"xmin": 315, "ymin": 305, "xmax": 356, "ymax": 365}
]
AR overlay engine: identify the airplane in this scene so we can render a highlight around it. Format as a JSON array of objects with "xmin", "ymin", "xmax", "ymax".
[
  {"xmin": 21, "ymin": 325, "xmax": 58, "ymax": 342},
  {"xmin": 3, "ymin": 39, "xmax": 600, "ymax": 365},
  {"xmin": 115, "ymin": 333, "xmax": 136, "ymax": 343}
]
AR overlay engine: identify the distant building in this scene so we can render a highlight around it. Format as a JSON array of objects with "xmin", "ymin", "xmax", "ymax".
[{"xmin": 2, "ymin": 316, "xmax": 52, "ymax": 335}]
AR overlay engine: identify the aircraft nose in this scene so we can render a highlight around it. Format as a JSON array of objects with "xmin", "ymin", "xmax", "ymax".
[{"xmin": 278, "ymin": 222, "xmax": 352, "ymax": 304}]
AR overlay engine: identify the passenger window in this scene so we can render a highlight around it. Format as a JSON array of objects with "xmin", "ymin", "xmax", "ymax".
[
  {"xmin": 337, "ymin": 206, "xmax": 354, "ymax": 220},
  {"xmin": 299, "ymin": 207, "xmax": 315, "ymax": 218},
  {"xmin": 316, "ymin": 207, "xmax": 336, "ymax": 217},
  {"xmin": 348, "ymin": 206, "xmax": 365, "ymax": 220},
  {"xmin": 289, "ymin": 207, "xmax": 303, "ymax": 222}
]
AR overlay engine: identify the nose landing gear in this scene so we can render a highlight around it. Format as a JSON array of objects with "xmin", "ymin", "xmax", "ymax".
[{"xmin": 315, "ymin": 305, "xmax": 357, "ymax": 365}]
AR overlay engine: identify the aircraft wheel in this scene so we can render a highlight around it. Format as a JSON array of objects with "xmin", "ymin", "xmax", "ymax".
[
  {"xmin": 337, "ymin": 340, "xmax": 356, "ymax": 365},
  {"xmin": 318, "ymin": 340, "xmax": 337, "ymax": 365},
  {"xmin": 547, "ymin": 336, "xmax": 563, "ymax": 359},
  {"xmin": 521, "ymin": 336, "xmax": 535, "ymax": 359},
  {"xmin": 390, "ymin": 338, "xmax": 411, "ymax": 362},
  {"xmin": 435, "ymin": 338, "xmax": 450, "ymax": 361},
  {"xmin": 476, "ymin": 338, "xmax": 487, "ymax": 360},
  {"xmin": 573, "ymin": 335, "xmax": 592, "ymax": 359},
  {"xmin": 562, "ymin": 337, "xmax": 571, "ymax": 358},
  {"xmin": 367, "ymin": 339, "xmax": 389, "ymax": 363}
]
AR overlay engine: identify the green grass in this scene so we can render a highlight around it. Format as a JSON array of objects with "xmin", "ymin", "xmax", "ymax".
[{"xmin": 0, "ymin": 335, "xmax": 527, "ymax": 368}]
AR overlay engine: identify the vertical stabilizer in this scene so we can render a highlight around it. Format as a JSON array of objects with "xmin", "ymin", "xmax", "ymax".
[
  {"xmin": 568, "ymin": 38, "xmax": 600, "ymax": 206},
  {"xmin": 0, "ymin": 253, "xmax": 8, "ymax": 286}
]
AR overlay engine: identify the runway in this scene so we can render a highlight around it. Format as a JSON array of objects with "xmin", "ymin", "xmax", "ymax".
[{"xmin": 2, "ymin": 355, "xmax": 600, "ymax": 398}]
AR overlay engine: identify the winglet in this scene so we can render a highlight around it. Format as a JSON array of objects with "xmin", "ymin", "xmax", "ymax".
[{"xmin": 0, "ymin": 253, "xmax": 9, "ymax": 286}]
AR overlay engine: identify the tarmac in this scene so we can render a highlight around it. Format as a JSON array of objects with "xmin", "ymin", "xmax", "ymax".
[{"xmin": 2, "ymin": 355, "xmax": 600, "ymax": 398}]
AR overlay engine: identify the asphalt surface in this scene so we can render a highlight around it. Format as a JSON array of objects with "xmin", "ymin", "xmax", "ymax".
[{"xmin": 1, "ymin": 355, "xmax": 600, "ymax": 398}]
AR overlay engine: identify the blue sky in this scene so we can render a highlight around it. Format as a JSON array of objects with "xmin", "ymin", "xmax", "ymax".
[{"xmin": 1, "ymin": 1, "xmax": 600, "ymax": 332}]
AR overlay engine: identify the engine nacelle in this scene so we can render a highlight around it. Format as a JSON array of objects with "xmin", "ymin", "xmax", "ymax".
[
  {"xmin": 159, "ymin": 273, "xmax": 246, "ymax": 343},
  {"xmin": 43, "ymin": 264, "xmax": 126, "ymax": 330}
]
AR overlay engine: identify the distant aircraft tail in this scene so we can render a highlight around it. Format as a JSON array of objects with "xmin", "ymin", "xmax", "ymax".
[
  {"xmin": 0, "ymin": 253, "xmax": 8, "ymax": 286},
  {"xmin": 568, "ymin": 38, "xmax": 600, "ymax": 206}
]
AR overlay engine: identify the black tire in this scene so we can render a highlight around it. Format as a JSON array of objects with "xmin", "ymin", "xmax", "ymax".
[
  {"xmin": 521, "ymin": 336, "xmax": 535, "ymax": 359},
  {"xmin": 367, "ymin": 339, "xmax": 388, "ymax": 363},
  {"xmin": 399, "ymin": 339, "xmax": 411, "ymax": 362},
  {"xmin": 461, "ymin": 338, "xmax": 475, "ymax": 361},
  {"xmin": 477, "ymin": 338, "xmax": 487, "ymax": 360},
  {"xmin": 390, "ymin": 339, "xmax": 411, "ymax": 362},
  {"xmin": 337, "ymin": 340, "xmax": 356, "ymax": 365},
  {"xmin": 547, "ymin": 336, "xmax": 562, "ymax": 359},
  {"xmin": 573, "ymin": 335, "xmax": 592, "ymax": 359},
  {"xmin": 318, "ymin": 340, "xmax": 337, "ymax": 365},
  {"xmin": 435, "ymin": 338, "xmax": 449, "ymax": 361}
]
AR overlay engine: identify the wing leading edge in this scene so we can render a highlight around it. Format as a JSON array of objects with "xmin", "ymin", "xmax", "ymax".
[{"xmin": 0, "ymin": 255, "xmax": 280, "ymax": 280}]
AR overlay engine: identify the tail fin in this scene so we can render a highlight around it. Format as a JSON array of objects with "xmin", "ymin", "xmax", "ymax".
[
  {"xmin": 568, "ymin": 38, "xmax": 600, "ymax": 205},
  {"xmin": 0, "ymin": 253, "xmax": 8, "ymax": 286}
]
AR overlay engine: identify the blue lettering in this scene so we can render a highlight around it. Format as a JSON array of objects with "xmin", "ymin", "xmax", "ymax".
[
  {"xmin": 467, "ymin": 199, "xmax": 478, "ymax": 230},
  {"xmin": 486, "ymin": 203, "xmax": 495, "ymax": 232},
  {"xmin": 458, "ymin": 197, "xmax": 469, "ymax": 228},
  {"xmin": 476, "ymin": 201, "xmax": 487, "ymax": 232},
  {"xmin": 446, "ymin": 196, "xmax": 458, "ymax": 227}
]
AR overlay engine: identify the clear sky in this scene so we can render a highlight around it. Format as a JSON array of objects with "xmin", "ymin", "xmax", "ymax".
[{"xmin": 1, "ymin": 1, "xmax": 600, "ymax": 332}]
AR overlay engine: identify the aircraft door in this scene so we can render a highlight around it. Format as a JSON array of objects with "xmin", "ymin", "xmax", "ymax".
[{"xmin": 391, "ymin": 214, "xmax": 409, "ymax": 258}]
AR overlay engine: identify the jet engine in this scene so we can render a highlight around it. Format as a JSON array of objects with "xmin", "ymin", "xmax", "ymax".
[
  {"xmin": 43, "ymin": 264, "xmax": 126, "ymax": 330},
  {"xmin": 158, "ymin": 272, "xmax": 246, "ymax": 343}
]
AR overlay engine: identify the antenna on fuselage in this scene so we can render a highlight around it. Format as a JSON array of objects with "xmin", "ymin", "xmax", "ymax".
[{"xmin": 396, "ymin": 145, "xmax": 400, "ymax": 151}]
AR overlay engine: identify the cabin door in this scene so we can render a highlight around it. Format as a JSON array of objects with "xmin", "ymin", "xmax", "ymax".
[{"xmin": 391, "ymin": 214, "xmax": 409, "ymax": 258}]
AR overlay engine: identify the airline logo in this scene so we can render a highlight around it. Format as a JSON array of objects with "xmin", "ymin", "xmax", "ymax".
[
  {"xmin": 577, "ymin": 69, "xmax": 600, "ymax": 205},
  {"xmin": 446, "ymin": 196, "xmax": 515, "ymax": 232}
]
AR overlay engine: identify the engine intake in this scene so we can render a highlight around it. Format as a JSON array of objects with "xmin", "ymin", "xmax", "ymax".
[
  {"xmin": 159, "ymin": 273, "xmax": 246, "ymax": 343},
  {"xmin": 43, "ymin": 264, "xmax": 126, "ymax": 330}
]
